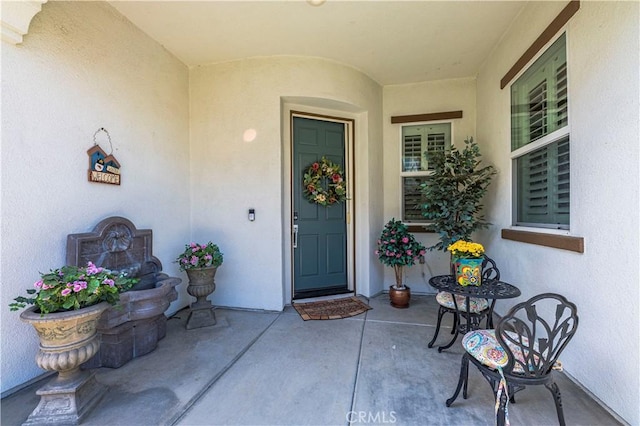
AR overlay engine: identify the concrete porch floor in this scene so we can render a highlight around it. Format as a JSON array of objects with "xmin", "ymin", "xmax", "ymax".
[{"xmin": 1, "ymin": 294, "xmax": 622, "ymax": 426}]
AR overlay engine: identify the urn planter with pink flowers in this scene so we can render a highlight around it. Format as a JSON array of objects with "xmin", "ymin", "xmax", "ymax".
[
  {"xmin": 375, "ymin": 219, "xmax": 426, "ymax": 308},
  {"xmin": 176, "ymin": 242, "xmax": 224, "ymax": 329},
  {"xmin": 9, "ymin": 262, "xmax": 137, "ymax": 425}
]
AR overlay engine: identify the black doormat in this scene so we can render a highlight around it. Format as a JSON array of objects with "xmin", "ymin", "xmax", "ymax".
[{"xmin": 293, "ymin": 296, "xmax": 372, "ymax": 321}]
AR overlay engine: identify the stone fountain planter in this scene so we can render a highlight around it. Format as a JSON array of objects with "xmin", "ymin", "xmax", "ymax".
[{"xmin": 66, "ymin": 216, "xmax": 181, "ymax": 369}]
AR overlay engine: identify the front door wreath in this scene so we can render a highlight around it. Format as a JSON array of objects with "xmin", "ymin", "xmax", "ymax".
[{"xmin": 303, "ymin": 157, "xmax": 347, "ymax": 206}]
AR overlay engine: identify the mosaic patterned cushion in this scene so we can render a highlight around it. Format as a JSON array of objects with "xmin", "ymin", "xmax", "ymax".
[
  {"xmin": 462, "ymin": 329, "xmax": 527, "ymax": 374},
  {"xmin": 436, "ymin": 291, "xmax": 489, "ymax": 313}
]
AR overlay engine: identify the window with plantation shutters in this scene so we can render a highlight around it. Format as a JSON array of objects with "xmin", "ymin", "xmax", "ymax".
[
  {"xmin": 400, "ymin": 122, "xmax": 451, "ymax": 223},
  {"xmin": 511, "ymin": 33, "xmax": 569, "ymax": 229}
]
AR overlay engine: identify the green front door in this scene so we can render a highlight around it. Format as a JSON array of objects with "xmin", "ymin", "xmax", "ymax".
[{"xmin": 293, "ymin": 117, "xmax": 348, "ymax": 299}]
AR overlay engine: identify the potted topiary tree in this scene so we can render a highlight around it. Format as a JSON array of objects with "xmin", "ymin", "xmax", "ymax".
[
  {"xmin": 375, "ymin": 218, "xmax": 426, "ymax": 308},
  {"xmin": 420, "ymin": 137, "xmax": 497, "ymax": 261}
]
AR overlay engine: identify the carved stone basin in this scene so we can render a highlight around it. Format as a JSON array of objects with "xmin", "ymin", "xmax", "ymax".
[{"xmin": 66, "ymin": 216, "xmax": 181, "ymax": 368}]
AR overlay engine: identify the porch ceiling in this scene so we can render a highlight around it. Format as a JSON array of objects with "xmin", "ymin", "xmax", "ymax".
[{"xmin": 108, "ymin": 0, "xmax": 526, "ymax": 86}]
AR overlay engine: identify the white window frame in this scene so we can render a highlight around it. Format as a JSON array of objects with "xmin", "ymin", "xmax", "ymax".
[
  {"xmin": 399, "ymin": 121, "xmax": 453, "ymax": 224},
  {"xmin": 510, "ymin": 31, "xmax": 570, "ymax": 230}
]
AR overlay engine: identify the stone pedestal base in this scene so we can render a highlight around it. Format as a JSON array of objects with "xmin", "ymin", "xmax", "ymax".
[
  {"xmin": 23, "ymin": 371, "xmax": 105, "ymax": 426},
  {"xmin": 185, "ymin": 267, "xmax": 217, "ymax": 330},
  {"xmin": 186, "ymin": 304, "xmax": 217, "ymax": 330}
]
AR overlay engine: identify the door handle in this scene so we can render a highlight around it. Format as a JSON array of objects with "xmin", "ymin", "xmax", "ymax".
[{"xmin": 293, "ymin": 224, "xmax": 298, "ymax": 249}]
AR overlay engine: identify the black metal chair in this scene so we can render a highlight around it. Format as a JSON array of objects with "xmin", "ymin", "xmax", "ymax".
[
  {"xmin": 428, "ymin": 256, "xmax": 500, "ymax": 351},
  {"xmin": 446, "ymin": 293, "xmax": 579, "ymax": 426}
]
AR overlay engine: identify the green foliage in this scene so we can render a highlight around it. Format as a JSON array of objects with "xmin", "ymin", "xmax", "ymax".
[
  {"xmin": 375, "ymin": 219, "xmax": 426, "ymax": 268},
  {"xmin": 420, "ymin": 137, "xmax": 496, "ymax": 251},
  {"xmin": 9, "ymin": 262, "xmax": 138, "ymax": 314},
  {"xmin": 176, "ymin": 242, "xmax": 224, "ymax": 271}
]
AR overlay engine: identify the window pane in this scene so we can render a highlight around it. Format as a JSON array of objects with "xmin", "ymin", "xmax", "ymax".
[
  {"xmin": 528, "ymin": 79, "xmax": 548, "ymax": 142},
  {"xmin": 511, "ymin": 34, "xmax": 567, "ymax": 151},
  {"xmin": 556, "ymin": 137, "xmax": 570, "ymax": 215},
  {"xmin": 516, "ymin": 136, "xmax": 570, "ymax": 227},
  {"xmin": 555, "ymin": 62, "xmax": 568, "ymax": 128},
  {"xmin": 402, "ymin": 134, "xmax": 422, "ymax": 172},
  {"xmin": 426, "ymin": 132, "xmax": 446, "ymax": 170},
  {"xmin": 401, "ymin": 123, "xmax": 451, "ymax": 172},
  {"xmin": 402, "ymin": 176, "xmax": 426, "ymax": 222}
]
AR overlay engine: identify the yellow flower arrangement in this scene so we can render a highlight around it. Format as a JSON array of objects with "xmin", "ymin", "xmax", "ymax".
[{"xmin": 447, "ymin": 240, "xmax": 485, "ymax": 258}]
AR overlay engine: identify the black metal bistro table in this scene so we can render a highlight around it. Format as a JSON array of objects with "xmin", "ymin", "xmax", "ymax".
[{"xmin": 428, "ymin": 275, "xmax": 521, "ymax": 352}]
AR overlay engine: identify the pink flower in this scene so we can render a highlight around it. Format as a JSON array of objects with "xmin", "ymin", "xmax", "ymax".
[
  {"xmin": 407, "ymin": 250, "xmax": 413, "ymax": 256},
  {"xmin": 86, "ymin": 261, "xmax": 103, "ymax": 275},
  {"xmin": 390, "ymin": 239, "xmax": 396, "ymax": 243},
  {"xmin": 402, "ymin": 237, "xmax": 409, "ymax": 243},
  {"xmin": 190, "ymin": 242, "xmax": 197, "ymax": 248},
  {"xmin": 61, "ymin": 288, "xmax": 71, "ymax": 296},
  {"xmin": 396, "ymin": 254, "xmax": 401, "ymax": 258},
  {"xmin": 374, "ymin": 250, "xmax": 379, "ymax": 255},
  {"xmin": 190, "ymin": 256, "xmax": 198, "ymax": 266},
  {"xmin": 419, "ymin": 250, "xmax": 426, "ymax": 256},
  {"xmin": 192, "ymin": 246, "xmax": 200, "ymax": 253},
  {"xmin": 73, "ymin": 280, "xmax": 87, "ymax": 292},
  {"xmin": 34, "ymin": 280, "xmax": 44, "ymax": 289},
  {"xmin": 103, "ymin": 278, "xmax": 115, "ymax": 287}
]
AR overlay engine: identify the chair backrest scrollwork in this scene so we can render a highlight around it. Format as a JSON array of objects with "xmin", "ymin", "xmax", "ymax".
[
  {"xmin": 497, "ymin": 293, "xmax": 579, "ymax": 378},
  {"xmin": 481, "ymin": 255, "xmax": 500, "ymax": 281}
]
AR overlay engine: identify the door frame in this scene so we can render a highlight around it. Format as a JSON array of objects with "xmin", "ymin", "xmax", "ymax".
[{"xmin": 285, "ymin": 109, "xmax": 355, "ymax": 303}]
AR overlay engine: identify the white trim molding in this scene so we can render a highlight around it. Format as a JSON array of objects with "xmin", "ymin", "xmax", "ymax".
[{"xmin": 1, "ymin": 0, "xmax": 47, "ymax": 45}]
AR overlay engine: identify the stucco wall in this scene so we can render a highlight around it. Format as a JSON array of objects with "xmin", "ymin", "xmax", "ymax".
[
  {"xmin": 2, "ymin": 1, "xmax": 636, "ymax": 422},
  {"xmin": 476, "ymin": 1, "xmax": 640, "ymax": 423},
  {"xmin": 189, "ymin": 57, "xmax": 383, "ymax": 310},
  {"xmin": 0, "ymin": 1, "xmax": 190, "ymax": 393},
  {"xmin": 382, "ymin": 79, "xmax": 478, "ymax": 293}
]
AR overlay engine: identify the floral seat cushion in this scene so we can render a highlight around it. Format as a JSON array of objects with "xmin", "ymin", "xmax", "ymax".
[
  {"xmin": 462, "ymin": 329, "xmax": 528, "ymax": 374},
  {"xmin": 436, "ymin": 291, "xmax": 489, "ymax": 313}
]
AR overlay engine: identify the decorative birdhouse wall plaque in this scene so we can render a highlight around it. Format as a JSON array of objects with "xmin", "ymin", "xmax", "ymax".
[
  {"xmin": 87, "ymin": 128, "xmax": 121, "ymax": 185},
  {"xmin": 88, "ymin": 145, "xmax": 121, "ymax": 185}
]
